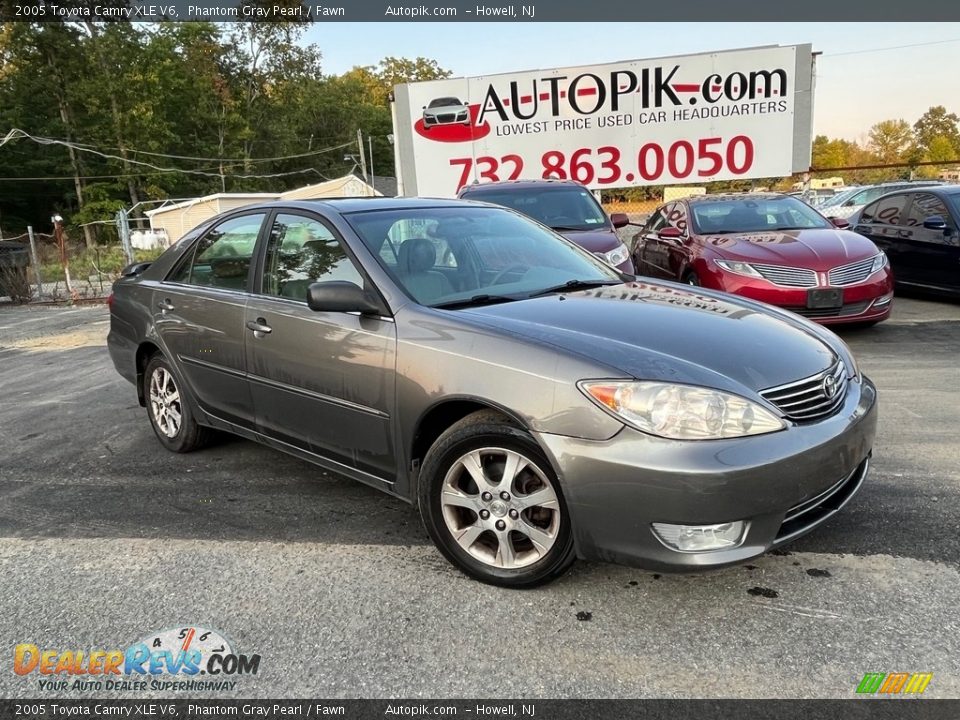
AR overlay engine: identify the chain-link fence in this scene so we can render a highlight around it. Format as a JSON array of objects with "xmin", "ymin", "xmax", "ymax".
[{"xmin": 0, "ymin": 228, "xmax": 165, "ymax": 304}]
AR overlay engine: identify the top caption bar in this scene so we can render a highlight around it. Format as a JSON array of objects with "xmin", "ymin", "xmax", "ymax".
[{"xmin": 2, "ymin": 0, "xmax": 959, "ymax": 21}]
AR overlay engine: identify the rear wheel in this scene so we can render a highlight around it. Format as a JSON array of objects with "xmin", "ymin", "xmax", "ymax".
[
  {"xmin": 143, "ymin": 353, "xmax": 212, "ymax": 453},
  {"xmin": 418, "ymin": 411, "xmax": 575, "ymax": 588}
]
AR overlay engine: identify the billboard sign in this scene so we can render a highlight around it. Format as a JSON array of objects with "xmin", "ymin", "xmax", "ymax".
[{"xmin": 391, "ymin": 45, "xmax": 815, "ymax": 197}]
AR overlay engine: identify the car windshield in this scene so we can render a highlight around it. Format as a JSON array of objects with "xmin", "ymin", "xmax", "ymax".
[
  {"xmin": 346, "ymin": 206, "xmax": 622, "ymax": 308},
  {"xmin": 690, "ymin": 196, "xmax": 833, "ymax": 234},
  {"xmin": 467, "ymin": 187, "xmax": 610, "ymax": 232},
  {"xmin": 429, "ymin": 97, "xmax": 461, "ymax": 108},
  {"xmin": 820, "ymin": 187, "xmax": 863, "ymax": 209}
]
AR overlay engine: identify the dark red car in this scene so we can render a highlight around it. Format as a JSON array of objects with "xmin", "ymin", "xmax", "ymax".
[{"xmin": 632, "ymin": 194, "xmax": 894, "ymax": 325}]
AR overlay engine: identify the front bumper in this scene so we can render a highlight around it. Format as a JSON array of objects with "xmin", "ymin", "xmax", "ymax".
[
  {"xmin": 536, "ymin": 375, "xmax": 877, "ymax": 570},
  {"xmin": 702, "ymin": 265, "xmax": 894, "ymax": 325}
]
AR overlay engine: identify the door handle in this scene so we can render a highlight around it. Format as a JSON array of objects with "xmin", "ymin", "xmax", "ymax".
[
  {"xmin": 157, "ymin": 299, "xmax": 175, "ymax": 312},
  {"xmin": 246, "ymin": 318, "xmax": 272, "ymax": 335}
]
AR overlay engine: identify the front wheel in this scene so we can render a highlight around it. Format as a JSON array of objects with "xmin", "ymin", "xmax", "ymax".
[{"xmin": 418, "ymin": 411, "xmax": 575, "ymax": 587}]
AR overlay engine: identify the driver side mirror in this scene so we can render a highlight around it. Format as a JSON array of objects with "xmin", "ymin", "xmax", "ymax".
[
  {"xmin": 307, "ymin": 281, "xmax": 381, "ymax": 315},
  {"xmin": 609, "ymin": 212, "xmax": 629, "ymax": 229},
  {"xmin": 657, "ymin": 226, "xmax": 683, "ymax": 240},
  {"xmin": 923, "ymin": 215, "xmax": 948, "ymax": 231}
]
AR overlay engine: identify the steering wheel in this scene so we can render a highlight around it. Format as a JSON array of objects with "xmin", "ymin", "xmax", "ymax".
[{"xmin": 491, "ymin": 263, "xmax": 530, "ymax": 285}]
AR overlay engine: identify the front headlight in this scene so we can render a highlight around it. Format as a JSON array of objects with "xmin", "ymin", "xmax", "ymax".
[
  {"xmin": 870, "ymin": 252, "xmax": 888, "ymax": 273},
  {"xmin": 603, "ymin": 243, "xmax": 629, "ymax": 267},
  {"xmin": 715, "ymin": 259, "xmax": 763, "ymax": 278},
  {"xmin": 579, "ymin": 381, "xmax": 785, "ymax": 440}
]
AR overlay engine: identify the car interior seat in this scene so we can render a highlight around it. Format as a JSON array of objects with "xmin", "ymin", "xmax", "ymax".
[
  {"xmin": 723, "ymin": 205, "xmax": 763, "ymax": 230},
  {"xmin": 398, "ymin": 238, "xmax": 454, "ymax": 303}
]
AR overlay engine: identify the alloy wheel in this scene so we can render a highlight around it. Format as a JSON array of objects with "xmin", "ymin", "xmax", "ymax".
[
  {"xmin": 440, "ymin": 447, "xmax": 561, "ymax": 569},
  {"xmin": 149, "ymin": 367, "xmax": 182, "ymax": 438}
]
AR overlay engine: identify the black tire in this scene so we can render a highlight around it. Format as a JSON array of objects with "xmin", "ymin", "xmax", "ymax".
[
  {"xmin": 143, "ymin": 353, "xmax": 213, "ymax": 453},
  {"xmin": 417, "ymin": 410, "xmax": 576, "ymax": 588},
  {"xmin": 684, "ymin": 270, "xmax": 701, "ymax": 286}
]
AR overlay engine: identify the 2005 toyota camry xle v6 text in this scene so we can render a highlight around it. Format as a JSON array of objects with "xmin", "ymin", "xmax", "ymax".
[{"xmin": 107, "ymin": 198, "xmax": 877, "ymax": 587}]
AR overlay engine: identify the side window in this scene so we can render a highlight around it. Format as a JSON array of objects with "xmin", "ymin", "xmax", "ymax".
[
  {"xmin": 170, "ymin": 213, "xmax": 265, "ymax": 290},
  {"xmin": 859, "ymin": 200, "xmax": 880, "ymax": 224},
  {"xmin": 664, "ymin": 202, "xmax": 689, "ymax": 235},
  {"xmin": 905, "ymin": 193, "xmax": 951, "ymax": 228},
  {"xmin": 261, "ymin": 213, "xmax": 364, "ymax": 301},
  {"xmin": 646, "ymin": 207, "xmax": 668, "ymax": 233},
  {"xmin": 871, "ymin": 194, "xmax": 909, "ymax": 226}
]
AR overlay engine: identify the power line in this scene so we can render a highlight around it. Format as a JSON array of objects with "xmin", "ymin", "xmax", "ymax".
[
  {"xmin": 0, "ymin": 129, "xmax": 355, "ymax": 179},
  {"xmin": 0, "ymin": 167, "xmax": 340, "ymax": 181},
  {"xmin": 826, "ymin": 38, "xmax": 960, "ymax": 58}
]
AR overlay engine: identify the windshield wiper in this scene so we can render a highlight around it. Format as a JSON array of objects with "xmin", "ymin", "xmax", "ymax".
[
  {"xmin": 431, "ymin": 294, "xmax": 518, "ymax": 310},
  {"xmin": 528, "ymin": 279, "xmax": 621, "ymax": 298},
  {"xmin": 549, "ymin": 225, "xmax": 589, "ymax": 232}
]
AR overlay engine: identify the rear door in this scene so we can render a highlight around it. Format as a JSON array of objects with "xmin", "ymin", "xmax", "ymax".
[
  {"xmin": 899, "ymin": 192, "xmax": 960, "ymax": 292},
  {"xmin": 244, "ymin": 210, "xmax": 398, "ymax": 480},
  {"xmin": 153, "ymin": 212, "xmax": 266, "ymax": 428}
]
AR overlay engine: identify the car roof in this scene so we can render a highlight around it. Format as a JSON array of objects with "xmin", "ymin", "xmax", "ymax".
[
  {"xmin": 685, "ymin": 192, "xmax": 789, "ymax": 205},
  {"xmin": 459, "ymin": 179, "xmax": 585, "ymax": 193},
  {"xmin": 238, "ymin": 197, "xmax": 481, "ymax": 214},
  {"xmin": 857, "ymin": 185, "xmax": 960, "ymax": 198}
]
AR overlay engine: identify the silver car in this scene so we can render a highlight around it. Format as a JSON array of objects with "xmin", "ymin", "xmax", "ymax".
[
  {"xmin": 422, "ymin": 96, "xmax": 471, "ymax": 129},
  {"xmin": 108, "ymin": 198, "xmax": 877, "ymax": 587}
]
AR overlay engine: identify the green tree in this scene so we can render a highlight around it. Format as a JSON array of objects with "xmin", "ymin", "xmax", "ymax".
[
  {"xmin": 868, "ymin": 119, "xmax": 913, "ymax": 164},
  {"xmin": 913, "ymin": 106, "xmax": 960, "ymax": 155}
]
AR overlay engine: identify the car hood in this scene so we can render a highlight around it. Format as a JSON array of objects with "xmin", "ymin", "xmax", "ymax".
[
  {"xmin": 703, "ymin": 228, "xmax": 878, "ymax": 270},
  {"xmin": 426, "ymin": 104, "xmax": 467, "ymax": 113},
  {"xmin": 460, "ymin": 281, "xmax": 837, "ymax": 393},
  {"xmin": 556, "ymin": 228, "xmax": 620, "ymax": 253}
]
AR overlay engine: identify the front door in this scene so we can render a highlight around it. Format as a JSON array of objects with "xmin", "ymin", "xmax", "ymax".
[
  {"xmin": 899, "ymin": 192, "xmax": 960, "ymax": 293},
  {"xmin": 244, "ymin": 211, "xmax": 398, "ymax": 479},
  {"xmin": 153, "ymin": 212, "xmax": 266, "ymax": 428}
]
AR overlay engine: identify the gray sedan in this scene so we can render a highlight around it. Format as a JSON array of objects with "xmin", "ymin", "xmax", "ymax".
[{"xmin": 107, "ymin": 198, "xmax": 877, "ymax": 587}]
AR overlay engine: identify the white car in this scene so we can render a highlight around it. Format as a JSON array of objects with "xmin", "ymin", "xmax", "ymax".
[{"xmin": 422, "ymin": 97, "xmax": 471, "ymax": 129}]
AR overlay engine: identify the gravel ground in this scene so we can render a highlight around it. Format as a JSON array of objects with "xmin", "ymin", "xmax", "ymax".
[{"xmin": 0, "ymin": 297, "xmax": 958, "ymax": 699}]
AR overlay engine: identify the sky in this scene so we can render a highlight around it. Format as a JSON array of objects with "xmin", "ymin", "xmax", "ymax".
[{"xmin": 303, "ymin": 22, "xmax": 960, "ymax": 141}]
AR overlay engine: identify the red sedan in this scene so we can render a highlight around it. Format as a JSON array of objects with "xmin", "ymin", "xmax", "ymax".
[{"xmin": 632, "ymin": 193, "xmax": 894, "ymax": 325}]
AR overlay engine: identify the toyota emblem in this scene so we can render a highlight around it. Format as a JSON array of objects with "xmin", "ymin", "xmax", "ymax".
[{"xmin": 823, "ymin": 374, "xmax": 838, "ymax": 399}]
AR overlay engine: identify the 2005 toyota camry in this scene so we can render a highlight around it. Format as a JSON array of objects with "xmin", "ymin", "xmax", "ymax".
[{"xmin": 108, "ymin": 198, "xmax": 877, "ymax": 587}]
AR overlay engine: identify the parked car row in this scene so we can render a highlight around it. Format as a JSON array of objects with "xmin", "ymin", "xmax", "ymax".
[{"xmin": 460, "ymin": 179, "xmax": 959, "ymax": 325}]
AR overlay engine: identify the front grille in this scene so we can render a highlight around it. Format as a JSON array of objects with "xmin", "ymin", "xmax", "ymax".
[
  {"xmin": 785, "ymin": 300, "xmax": 872, "ymax": 319},
  {"xmin": 751, "ymin": 263, "xmax": 818, "ymax": 288},
  {"xmin": 829, "ymin": 257, "xmax": 876, "ymax": 286},
  {"xmin": 760, "ymin": 359, "xmax": 847, "ymax": 422},
  {"xmin": 437, "ymin": 113, "xmax": 457, "ymax": 122},
  {"xmin": 776, "ymin": 457, "xmax": 869, "ymax": 542}
]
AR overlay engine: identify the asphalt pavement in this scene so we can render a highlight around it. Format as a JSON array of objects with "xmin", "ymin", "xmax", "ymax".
[{"xmin": 0, "ymin": 297, "xmax": 958, "ymax": 699}]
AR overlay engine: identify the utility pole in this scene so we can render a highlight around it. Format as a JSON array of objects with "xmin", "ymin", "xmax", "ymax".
[
  {"xmin": 27, "ymin": 225, "xmax": 43, "ymax": 299},
  {"xmin": 115, "ymin": 208, "xmax": 134, "ymax": 265},
  {"xmin": 368, "ymin": 134, "xmax": 376, "ymax": 196},
  {"xmin": 357, "ymin": 129, "xmax": 369, "ymax": 186},
  {"xmin": 52, "ymin": 215, "xmax": 73, "ymax": 296}
]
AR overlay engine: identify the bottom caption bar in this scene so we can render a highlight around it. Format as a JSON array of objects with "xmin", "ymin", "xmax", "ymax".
[{"xmin": 1, "ymin": 700, "xmax": 958, "ymax": 720}]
